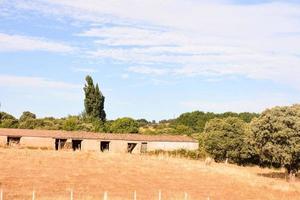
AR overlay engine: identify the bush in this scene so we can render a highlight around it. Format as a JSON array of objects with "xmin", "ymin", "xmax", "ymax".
[
  {"xmin": 18, "ymin": 119, "xmax": 44, "ymax": 129},
  {"xmin": 136, "ymin": 119, "xmax": 150, "ymax": 127},
  {"xmin": 174, "ymin": 125, "xmax": 194, "ymax": 136},
  {"xmin": 109, "ymin": 117, "xmax": 139, "ymax": 133},
  {"xmin": 148, "ymin": 149, "xmax": 206, "ymax": 160},
  {"xmin": 0, "ymin": 119, "xmax": 18, "ymax": 128},
  {"xmin": 0, "ymin": 112, "xmax": 16, "ymax": 121},
  {"xmin": 62, "ymin": 116, "xmax": 79, "ymax": 131},
  {"xmin": 203, "ymin": 117, "xmax": 251, "ymax": 164},
  {"xmin": 0, "ymin": 112, "xmax": 18, "ymax": 128},
  {"xmin": 171, "ymin": 111, "xmax": 259, "ymax": 133},
  {"xmin": 19, "ymin": 111, "xmax": 36, "ymax": 122},
  {"xmin": 250, "ymin": 104, "xmax": 300, "ymax": 177}
]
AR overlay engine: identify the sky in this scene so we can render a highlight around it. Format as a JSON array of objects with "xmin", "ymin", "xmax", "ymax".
[{"xmin": 0, "ymin": 0, "xmax": 300, "ymax": 121}]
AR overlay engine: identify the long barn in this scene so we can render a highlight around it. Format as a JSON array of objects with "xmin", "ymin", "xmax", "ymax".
[{"xmin": 0, "ymin": 128, "xmax": 198, "ymax": 153}]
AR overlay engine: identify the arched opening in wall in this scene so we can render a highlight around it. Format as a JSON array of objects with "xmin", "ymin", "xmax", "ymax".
[
  {"xmin": 100, "ymin": 141, "xmax": 110, "ymax": 152},
  {"xmin": 55, "ymin": 139, "xmax": 67, "ymax": 150},
  {"xmin": 72, "ymin": 140, "xmax": 82, "ymax": 151},
  {"xmin": 7, "ymin": 136, "xmax": 21, "ymax": 147},
  {"xmin": 127, "ymin": 143, "xmax": 137, "ymax": 153},
  {"xmin": 141, "ymin": 142, "xmax": 147, "ymax": 153}
]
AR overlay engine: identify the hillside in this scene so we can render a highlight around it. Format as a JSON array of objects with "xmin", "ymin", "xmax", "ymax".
[{"xmin": 0, "ymin": 149, "xmax": 299, "ymax": 200}]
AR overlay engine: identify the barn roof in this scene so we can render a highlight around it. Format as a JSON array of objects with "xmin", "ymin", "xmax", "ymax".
[{"xmin": 0, "ymin": 128, "xmax": 197, "ymax": 143}]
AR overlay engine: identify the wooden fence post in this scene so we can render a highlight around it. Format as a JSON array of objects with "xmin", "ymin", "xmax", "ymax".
[
  {"xmin": 133, "ymin": 190, "xmax": 137, "ymax": 200},
  {"xmin": 158, "ymin": 190, "xmax": 161, "ymax": 200},
  {"xmin": 0, "ymin": 188, "xmax": 3, "ymax": 200},
  {"xmin": 32, "ymin": 191, "xmax": 35, "ymax": 200},
  {"xmin": 70, "ymin": 189, "xmax": 73, "ymax": 200},
  {"xmin": 184, "ymin": 192, "xmax": 188, "ymax": 200}
]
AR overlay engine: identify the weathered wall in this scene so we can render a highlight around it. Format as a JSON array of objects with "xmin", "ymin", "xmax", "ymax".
[
  {"xmin": 110, "ymin": 140, "xmax": 141, "ymax": 154},
  {"xmin": 129, "ymin": 141, "xmax": 141, "ymax": 154},
  {"xmin": 81, "ymin": 139, "xmax": 99, "ymax": 151},
  {"xmin": 81, "ymin": 140, "xmax": 198, "ymax": 153},
  {"xmin": 108, "ymin": 140, "xmax": 126, "ymax": 153},
  {"xmin": 147, "ymin": 141, "xmax": 198, "ymax": 151},
  {"xmin": 81, "ymin": 140, "xmax": 142, "ymax": 154},
  {"xmin": 20, "ymin": 137, "xmax": 55, "ymax": 149},
  {"xmin": 98, "ymin": 140, "xmax": 198, "ymax": 153},
  {"xmin": 0, "ymin": 134, "xmax": 198, "ymax": 153},
  {"xmin": 0, "ymin": 136, "xmax": 7, "ymax": 146}
]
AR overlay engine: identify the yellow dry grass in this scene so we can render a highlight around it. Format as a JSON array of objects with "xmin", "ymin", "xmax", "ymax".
[{"xmin": 0, "ymin": 148, "xmax": 299, "ymax": 200}]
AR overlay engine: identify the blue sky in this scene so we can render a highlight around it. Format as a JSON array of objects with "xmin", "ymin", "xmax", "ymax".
[{"xmin": 0, "ymin": 0, "xmax": 300, "ymax": 120}]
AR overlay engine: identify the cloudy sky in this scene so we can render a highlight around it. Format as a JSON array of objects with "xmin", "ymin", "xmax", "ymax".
[{"xmin": 0, "ymin": 0, "xmax": 300, "ymax": 120}]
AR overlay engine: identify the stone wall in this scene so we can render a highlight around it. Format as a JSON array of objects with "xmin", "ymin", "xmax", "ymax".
[
  {"xmin": 81, "ymin": 140, "xmax": 141, "ymax": 153},
  {"xmin": 20, "ymin": 137, "xmax": 55, "ymax": 149},
  {"xmin": 81, "ymin": 139, "xmax": 99, "ymax": 151},
  {"xmin": 0, "ymin": 136, "xmax": 7, "ymax": 146},
  {"xmin": 0, "ymin": 135, "xmax": 199, "ymax": 153}
]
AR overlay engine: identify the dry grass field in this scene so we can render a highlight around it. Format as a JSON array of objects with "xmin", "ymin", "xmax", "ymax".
[{"xmin": 0, "ymin": 148, "xmax": 299, "ymax": 200}]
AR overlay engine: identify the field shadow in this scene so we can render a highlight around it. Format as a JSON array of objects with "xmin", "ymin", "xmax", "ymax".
[{"xmin": 257, "ymin": 172, "xmax": 300, "ymax": 181}]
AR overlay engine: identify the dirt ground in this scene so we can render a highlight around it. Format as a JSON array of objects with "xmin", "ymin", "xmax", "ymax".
[{"xmin": 0, "ymin": 148, "xmax": 299, "ymax": 200}]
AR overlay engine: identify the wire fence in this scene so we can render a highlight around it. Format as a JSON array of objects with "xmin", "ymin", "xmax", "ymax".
[{"xmin": 0, "ymin": 189, "xmax": 199, "ymax": 200}]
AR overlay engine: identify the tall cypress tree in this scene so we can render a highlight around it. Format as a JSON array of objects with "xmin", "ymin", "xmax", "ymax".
[
  {"xmin": 84, "ymin": 75, "xmax": 106, "ymax": 121},
  {"xmin": 95, "ymin": 84, "xmax": 106, "ymax": 121}
]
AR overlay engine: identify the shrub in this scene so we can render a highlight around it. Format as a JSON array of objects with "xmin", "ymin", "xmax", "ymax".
[
  {"xmin": 174, "ymin": 125, "xmax": 194, "ymax": 136},
  {"xmin": 203, "ymin": 117, "xmax": 251, "ymax": 164},
  {"xmin": 148, "ymin": 149, "xmax": 206, "ymax": 160},
  {"xmin": 109, "ymin": 117, "xmax": 139, "ymax": 133},
  {"xmin": 19, "ymin": 111, "xmax": 36, "ymax": 122},
  {"xmin": 251, "ymin": 104, "xmax": 300, "ymax": 178},
  {"xmin": 18, "ymin": 119, "xmax": 44, "ymax": 129},
  {"xmin": 0, "ymin": 112, "xmax": 18, "ymax": 128},
  {"xmin": 0, "ymin": 119, "xmax": 18, "ymax": 128},
  {"xmin": 62, "ymin": 116, "xmax": 79, "ymax": 131}
]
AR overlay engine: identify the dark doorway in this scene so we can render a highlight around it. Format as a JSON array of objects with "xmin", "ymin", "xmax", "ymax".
[
  {"xmin": 127, "ymin": 143, "xmax": 137, "ymax": 153},
  {"xmin": 141, "ymin": 142, "xmax": 147, "ymax": 153},
  {"xmin": 72, "ymin": 140, "xmax": 82, "ymax": 151},
  {"xmin": 7, "ymin": 136, "xmax": 21, "ymax": 146},
  {"xmin": 55, "ymin": 139, "xmax": 67, "ymax": 150},
  {"xmin": 100, "ymin": 141, "xmax": 110, "ymax": 152}
]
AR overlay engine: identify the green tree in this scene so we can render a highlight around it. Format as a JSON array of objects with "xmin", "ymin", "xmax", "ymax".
[
  {"xmin": 136, "ymin": 119, "xmax": 150, "ymax": 127},
  {"xmin": 0, "ymin": 112, "xmax": 16, "ymax": 121},
  {"xmin": 204, "ymin": 117, "xmax": 250, "ymax": 164},
  {"xmin": 94, "ymin": 84, "xmax": 106, "ymax": 121},
  {"xmin": 18, "ymin": 111, "xmax": 39, "ymax": 129},
  {"xmin": 250, "ymin": 105, "xmax": 300, "ymax": 179},
  {"xmin": 0, "ymin": 119, "xmax": 18, "ymax": 128},
  {"xmin": 238, "ymin": 112, "xmax": 260, "ymax": 123},
  {"xmin": 172, "ymin": 111, "xmax": 259, "ymax": 133},
  {"xmin": 83, "ymin": 75, "xmax": 106, "ymax": 121},
  {"xmin": 19, "ymin": 119, "xmax": 44, "ymax": 129},
  {"xmin": 172, "ymin": 111, "xmax": 216, "ymax": 132},
  {"xmin": 0, "ymin": 112, "xmax": 18, "ymax": 128},
  {"xmin": 109, "ymin": 117, "xmax": 139, "ymax": 133},
  {"xmin": 174, "ymin": 125, "xmax": 194, "ymax": 136},
  {"xmin": 19, "ymin": 111, "xmax": 36, "ymax": 122},
  {"xmin": 62, "ymin": 116, "xmax": 79, "ymax": 131}
]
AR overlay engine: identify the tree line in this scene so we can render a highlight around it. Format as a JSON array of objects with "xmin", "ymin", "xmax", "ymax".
[
  {"xmin": 0, "ymin": 75, "xmax": 299, "ymax": 178},
  {"xmin": 0, "ymin": 110, "xmax": 258, "ymax": 135}
]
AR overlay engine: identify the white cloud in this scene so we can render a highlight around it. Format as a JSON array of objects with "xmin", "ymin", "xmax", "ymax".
[
  {"xmin": 79, "ymin": 27, "xmax": 187, "ymax": 47},
  {"xmin": 72, "ymin": 67, "xmax": 98, "ymax": 73},
  {"xmin": 127, "ymin": 66, "xmax": 168, "ymax": 76},
  {"xmin": 5, "ymin": 0, "xmax": 300, "ymax": 88},
  {"xmin": 0, "ymin": 75, "xmax": 80, "ymax": 89},
  {"xmin": 0, "ymin": 33, "xmax": 74, "ymax": 53},
  {"xmin": 121, "ymin": 73, "xmax": 129, "ymax": 79},
  {"xmin": 180, "ymin": 96, "xmax": 299, "ymax": 113}
]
